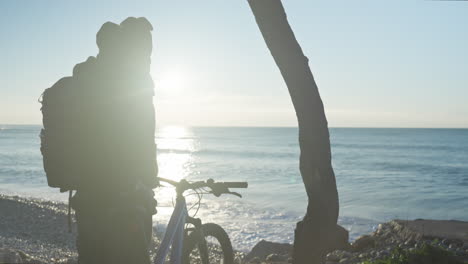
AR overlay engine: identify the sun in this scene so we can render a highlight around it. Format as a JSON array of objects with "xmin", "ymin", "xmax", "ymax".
[{"xmin": 156, "ymin": 69, "xmax": 186, "ymax": 94}]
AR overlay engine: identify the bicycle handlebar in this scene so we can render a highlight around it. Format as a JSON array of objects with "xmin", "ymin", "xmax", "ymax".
[
  {"xmin": 158, "ymin": 177, "xmax": 179, "ymax": 187},
  {"xmin": 157, "ymin": 177, "xmax": 248, "ymax": 197},
  {"xmin": 222, "ymin": 182, "xmax": 248, "ymax": 188}
]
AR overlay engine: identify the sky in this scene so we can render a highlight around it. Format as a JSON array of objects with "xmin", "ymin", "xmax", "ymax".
[{"xmin": 1, "ymin": 0, "xmax": 467, "ymax": 128}]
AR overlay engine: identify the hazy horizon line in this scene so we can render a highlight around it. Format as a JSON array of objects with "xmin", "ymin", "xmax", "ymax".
[{"xmin": 2, "ymin": 124, "xmax": 468, "ymax": 130}]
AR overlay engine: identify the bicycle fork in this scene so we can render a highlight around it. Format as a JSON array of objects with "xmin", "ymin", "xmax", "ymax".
[{"xmin": 186, "ymin": 216, "xmax": 209, "ymax": 264}]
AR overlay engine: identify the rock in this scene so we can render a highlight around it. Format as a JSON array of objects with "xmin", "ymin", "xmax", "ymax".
[
  {"xmin": 404, "ymin": 239, "xmax": 415, "ymax": 246},
  {"xmin": 451, "ymin": 239, "xmax": 464, "ymax": 247},
  {"xmin": 330, "ymin": 224, "xmax": 351, "ymax": 251},
  {"xmin": 376, "ymin": 224, "xmax": 384, "ymax": 232},
  {"xmin": 339, "ymin": 257, "xmax": 349, "ymax": 263},
  {"xmin": 392, "ymin": 219, "xmax": 468, "ymax": 243},
  {"xmin": 352, "ymin": 235, "xmax": 375, "ymax": 251},
  {"xmin": 326, "ymin": 252, "xmax": 338, "ymax": 262},
  {"xmin": 325, "ymin": 249, "xmax": 353, "ymax": 262},
  {"xmin": 442, "ymin": 239, "xmax": 451, "ymax": 246},
  {"xmin": 326, "ymin": 252, "xmax": 340, "ymax": 262},
  {"xmin": 265, "ymin": 253, "xmax": 287, "ymax": 262},
  {"xmin": 341, "ymin": 251, "xmax": 352, "ymax": 258},
  {"xmin": 246, "ymin": 240, "xmax": 292, "ymax": 262},
  {"xmin": 248, "ymin": 257, "xmax": 261, "ymax": 264}
]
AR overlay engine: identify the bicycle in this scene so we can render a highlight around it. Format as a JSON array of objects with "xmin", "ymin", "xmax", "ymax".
[{"xmin": 154, "ymin": 177, "xmax": 248, "ymax": 264}]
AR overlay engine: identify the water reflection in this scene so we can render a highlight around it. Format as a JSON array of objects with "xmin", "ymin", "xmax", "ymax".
[
  {"xmin": 154, "ymin": 126, "xmax": 198, "ymax": 221},
  {"xmin": 156, "ymin": 126, "xmax": 196, "ymax": 181}
]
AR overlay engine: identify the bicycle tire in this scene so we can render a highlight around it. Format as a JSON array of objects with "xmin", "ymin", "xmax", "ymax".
[{"xmin": 182, "ymin": 223, "xmax": 234, "ymax": 264}]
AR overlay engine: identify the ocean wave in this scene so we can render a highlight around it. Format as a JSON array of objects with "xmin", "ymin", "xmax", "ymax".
[
  {"xmin": 153, "ymin": 196, "xmax": 379, "ymax": 251},
  {"xmin": 332, "ymin": 142, "xmax": 464, "ymax": 152},
  {"xmin": 2, "ymin": 126, "xmax": 468, "ymax": 251},
  {"xmin": 157, "ymin": 148, "xmax": 297, "ymax": 159}
]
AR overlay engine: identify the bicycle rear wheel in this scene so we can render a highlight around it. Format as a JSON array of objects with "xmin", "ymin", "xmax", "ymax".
[{"xmin": 183, "ymin": 223, "xmax": 234, "ymax": 264}]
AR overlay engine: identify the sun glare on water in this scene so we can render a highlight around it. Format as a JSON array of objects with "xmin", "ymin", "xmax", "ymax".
[
  {"xmin": 155, "ymin": 126, "xmax": 198, "ymax": 217},
  {"xmin": 159, "ymin": 126, "xmax": 187, "ymax": 139},
  {"xmin": 151, "ymin": 69, "xmax": 197, "ymax": 212},
  {"xmin": 156, "ymin": 126, "xmax": 196, "ymax": 182}
]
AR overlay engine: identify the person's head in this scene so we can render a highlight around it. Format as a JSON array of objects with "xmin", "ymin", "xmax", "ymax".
[{"xmin": 96, "ymin": 17, "xmax": 153, "ymax": 69}]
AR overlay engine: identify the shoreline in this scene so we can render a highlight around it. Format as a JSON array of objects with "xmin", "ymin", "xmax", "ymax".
[{"xmin": 1, "ymin": 194, "xmax": 467, "ymax": 264}]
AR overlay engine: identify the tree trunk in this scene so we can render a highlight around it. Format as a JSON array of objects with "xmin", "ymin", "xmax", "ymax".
[{"xmin": 247, "ymin": 1, "xmax": 348, "ymax": 263}]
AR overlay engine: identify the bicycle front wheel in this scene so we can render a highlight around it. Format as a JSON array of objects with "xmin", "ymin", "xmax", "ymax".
[{"xmin": 183, "ymin": 223, "xmax": 234, "ymax": 264}]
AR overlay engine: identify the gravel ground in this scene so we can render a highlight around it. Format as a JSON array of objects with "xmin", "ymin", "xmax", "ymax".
[
  {"xmin": 323, "ymin": 220, "xmax": 468, "ymax": 264},
  {"xmin": 0, "ymin": 194, "xmax": 77, "ymax": 263},
  {"xmin": 5, "ymin": 194, "xmax": 466, "ymax": 264},
  {"xmin": 0, "ymin": 194, "xmax": 245, "ymax": 264}
]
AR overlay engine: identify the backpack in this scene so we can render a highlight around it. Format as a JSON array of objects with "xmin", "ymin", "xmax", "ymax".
[
  {"xmin": 39, "ymin": 17, "xmax": 158, "ymax": 192},
  {"xmin": 40, "ymin": 76, "xmax": 78, "ymax": 191}
]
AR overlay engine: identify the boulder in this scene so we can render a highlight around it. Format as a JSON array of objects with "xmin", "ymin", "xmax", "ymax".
[
  {"xmin": 246, "ymin": 240, "xmax": 293, "ymax": 262},
  {"xmin": 390, "ymin": 219, "xmax": 468, "ymax": 243},
  {"xmin": 351, "ymin": 235, "xmax": 376, "ymax": 252},
  {"xmin": 330, "ymin": 224, "xmax": 351, "ymax": 251}
]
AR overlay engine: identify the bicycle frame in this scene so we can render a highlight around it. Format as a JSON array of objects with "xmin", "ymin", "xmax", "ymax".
[
  {"xmin": 154, "ymin": 196, "xmax": 188, "ymax": 264},
  {"xmin": 153, "ymin": 177, "xmax": 246, "ymax": 264}
]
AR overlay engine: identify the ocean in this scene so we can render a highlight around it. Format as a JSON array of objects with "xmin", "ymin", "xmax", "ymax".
[{"xmin": 1, "ymin": 125, "xmax": 467, "ymax": 251}]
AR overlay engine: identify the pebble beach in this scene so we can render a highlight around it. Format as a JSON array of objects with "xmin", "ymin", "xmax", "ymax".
[
  {"xmin": 2, "ymin": 193, "xmax": 468, "ymax": 264},
  {"xmin": 0, "ymin": 194, "xmax": 77, "ymax": 263},
  {"xmin": 0, "ymin": 194, "xmax": 241, "ymax": 264}
]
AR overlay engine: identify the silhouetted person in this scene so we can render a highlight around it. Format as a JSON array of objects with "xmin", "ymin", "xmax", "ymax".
[
  {"xmin": 40, "ymin": 17, "xmax": 158, "ymax": 264},
  {"xmin": 248, "ymin": 1, "xmax": 349, "ymax": 263}
]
